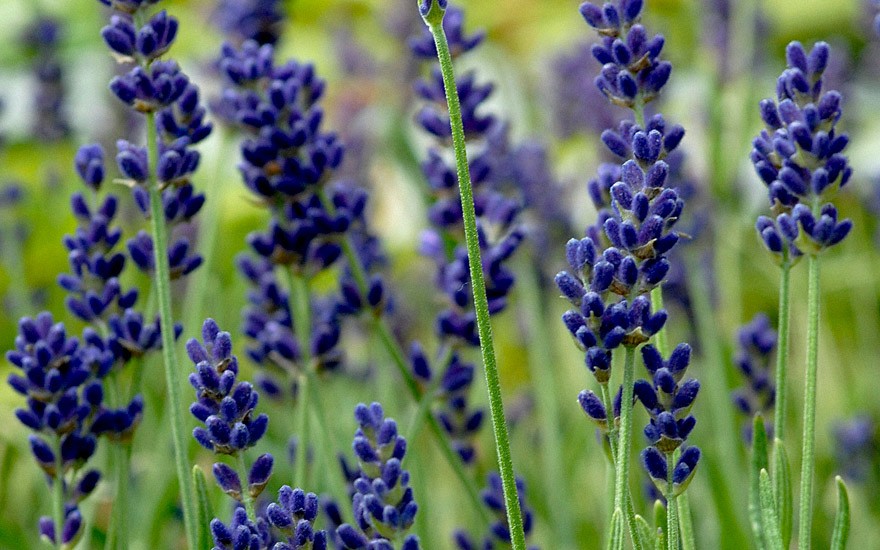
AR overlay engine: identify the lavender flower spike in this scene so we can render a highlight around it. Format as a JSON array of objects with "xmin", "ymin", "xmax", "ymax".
[
  {"xmin": 336, "ymin": 403, "xmax": 420, "ymax": 549},
  {"xmin": 751, "ymin": 41, "xmax": 853, "ymax": 258}
]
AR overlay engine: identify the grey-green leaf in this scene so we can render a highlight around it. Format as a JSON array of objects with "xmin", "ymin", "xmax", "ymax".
[
  {"xmin": 750, "ymin": 414, "xmax": 770, "ymax": 550},
  {"xmin": 653, "ymin": 500, "xmax": 667, "ymax": 550},
  {"xmin": 830, "ymin": 476, "xmax": 850, "ymax": 550},
  {"xmin": 759, "ymin": 469, "xmax": 784, "ymax": 550},
  {"xmin": 772, "ymin": 438, "xmax": 793, "ymax": 548},
  {"xmin": 193, "ymin": 465, "xmax": 214, "ymax": 550}
]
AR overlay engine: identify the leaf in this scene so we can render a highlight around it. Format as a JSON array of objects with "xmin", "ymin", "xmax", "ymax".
[
  {"xmin": 759, "ymin": 469, "xmax": 784, "ymax": 550},
  {"xmin": 635, "ymin": 514, "xmax": 655, "ymax": 550},
  {"xmin": 750, "ymin": 414, "xmax": 770, "ymax": 550},
  {"xmin": 772, "ymin": 438, "xmax": 793, "ymax": 548},
  {"xmin": 193, "ymin": 465, "xmax": 214, "ymax": 550},
  {"xmin": 607, "ymin": 508, "xmax": 626, "ymax": 550},
  {"xmin": 830, "ymin": 476, "xmax": 850, "ymax": 550},
  {"xmin": 653, "ymin": 500, "xmax": 667, "ymax": 550}
]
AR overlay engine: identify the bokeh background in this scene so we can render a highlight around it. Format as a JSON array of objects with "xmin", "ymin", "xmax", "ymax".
[{"xmin": 1, "ymin": 0, "xmax": 879, "ymax": 548}]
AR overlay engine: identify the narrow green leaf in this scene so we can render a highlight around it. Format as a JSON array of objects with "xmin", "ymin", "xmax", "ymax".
[
  {"xmin": 830, "ymin": 477, "xmax": 850, "ymax": 550},
  {"xmin": 772, "ymin": 438, "xmax": 793, "ymax": 548},
  {"xmin": 750, "ymin": 415, "xmax": 770, "ymax": 550},
  {"xmin": 759, "ymin": 469, "xmax": 784, "ymax": 550},
  {"xmin": 192, "ymin": 466, "xmax": 214, "ymax": 550},
  {"xmin": 607, "ymin": 508, "xmax": 624, "ymax": 550},
  {"xmin": 636, "ymin": 514, "xmax": 655, "ymax": 550},
  {"xmin": 678, "ymin": 492, "xmax": 697, "ymax": 550},
  {"xmin": 653, "ymin": 500, "xmax": 667, "ymax": 550}
]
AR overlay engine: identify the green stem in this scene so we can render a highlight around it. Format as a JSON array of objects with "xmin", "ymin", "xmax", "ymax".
[
  {"xmin": 422, "ymin": 5, "xmax": 525, "ymax": 548},
  {"xmin": 107, "ymin": 443, "xmax": 129, "ymax": 550},
  {"xmin": 773, "ymin": 263, "xmax": 791, "ymax": 441},
  {"xmin": 798, "ymin": 255, "xmax": 820, "ymax": 549},
  {"xmin": 666, "ymin": 454, "xmax": 680, "ymax": 550},
  {"xmin": 52, "ymin": 436, "xmax": 65, "ymax": 550},
  {"xmin": 600, "ymin": 381, "xmax": 644, "ymax": 550},
  {"xmin": 599, "ymin": 382, "xmax": 619, "ymax": 460},
  {"xmin": 294, "ymin": 371, "xmax": 311, "ymax": 488},
  {"xmin": 145, "ymin": 112, "xmax": 198, "ymax": 550},
  {"xmin": 287, "ymin": 270, "xmax": 313, "ymax": 488},
  {"xmin": 613, "ymin": 346, "xmax": 638, "ymax": 550},
  {"xmin": 236, "ymin": 453, "xmax": 257, "ymax": 522},
  {"xmin": 678, "ymin": 492, "xmax": 697, "ymax": 550}
]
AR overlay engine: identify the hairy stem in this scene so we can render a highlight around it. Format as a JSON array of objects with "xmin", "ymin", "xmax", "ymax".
[
  {"xmin": 678, "ymin": 492, "xmax": 697, "ymax": 550},
  {"xmin": 667, "ymin": 454, "xmax": 680, "ymax": 550},
  {"xmin": 145, "ymin": 111, "xmax": 198, "ymax": 550},
  {"xmin": 773, "ymin": 263, "xmax": 791, "ymax": 441},
  {"xmin": 287, "ymin": 270, "xmax": 313, "ymax": 488},
  {"xmin": 52, "ymin": 435, "xmax": 65, "ymax": 550},
  {"xmin": 612, "ymin": 346, "xmax": 639, "ymax": 549},
  {"xmin": 236, "ymin": 453, "xmax": 257, "ymax": 522},
  {"xmin": 798, "ymin": 255, "xmax": 820, "ymax": 549},
  {"xmin": 423, "ymin": 6, "xmax": 525, "ymax": 548}
]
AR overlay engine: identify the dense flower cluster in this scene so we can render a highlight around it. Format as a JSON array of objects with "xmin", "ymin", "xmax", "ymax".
[
  {"xmin": 731, "ymin": 314, "xmax": 777, "ymax": 440},
  {"xmin": 99, "ymin": 1, "xmax": 211, "ymax": 280},
  {"xmin": 634, "ymin": 344, "xmax": 701, "ymax": 494},
  {"xmin": 188, "ymin": 320, "xmax": 270, "ymax": 458},
  {"xmin": 751, "ymin": 41, "xmax": 852, "ymax": 259},
  {"xmin": 210, "ymin": 506, "xmax": 271, "ymax": 550},
  {"xmin": 214, "ymin": 40, "xmax": 360, "ymax": 396},
  {"xmin": 454, "ymin": 473, "xmax": 538, "ymax": 550},
  {"xmin": 336, "ymin": 402, "xmax": 420, "ymax": 549},
  {"xmin": 6, "ymin": 307, "xmax": 151, "ymax": 545},
  {"xmin": 556, "ymin": 0, "xmax": 683, "ymax": 387},
  {"xmin": 266, "ymin": 486, "xmax": 328, "ymax": 549},
  {"xmin": 579, "ymin": 0, "xmax": 672, "ymax": 108}
]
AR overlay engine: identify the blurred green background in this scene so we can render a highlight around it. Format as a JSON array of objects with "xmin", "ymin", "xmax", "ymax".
[{"xmin": 1, "ymin": 0, "xmax": 879, "ymax": 548}]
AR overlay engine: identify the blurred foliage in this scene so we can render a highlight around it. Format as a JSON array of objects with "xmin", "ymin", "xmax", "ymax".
[{"xmin": 1, "ymin": 0, "xmax": 879, "ymax": 548}]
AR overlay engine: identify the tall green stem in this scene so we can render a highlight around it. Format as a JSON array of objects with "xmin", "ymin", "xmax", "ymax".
[
  {"xmin": 236, "ymin": 453, "xmax": 257, "ymax": 522},
  {"xmin": 798, "ymin": 255, "xmax": 820, "ymax": 549},
  {"xmin": 52, "ymin": 436, "xmax": 65, "ymax": 550},
  {"xmin": 600, "ymin": 380, "xmax": 644, "ymax": 550},
  {"xmin": 286, "ymin": 270, "xmax": 313, "ymax": 488},
  {"xmin": 145, "ymin": 112, "xmax": 198, "ymax": 550},
  {"xmin": 678, "ymin": 492, "xmax": 697, "ymax": 550},
  {"xmin": 421, "ymin": 4, "xmax": 525, "ymax": 548},
  {"xmin": 666, "ymin": 454, "xmax": 680, "ymax": 550},
  {"xmin": 773, "ymin": 263, "xmax": 791, "ymax": 441},
  {"xmin": 612, "ymin": 346, "xmax": 638, "ymax": 550}
]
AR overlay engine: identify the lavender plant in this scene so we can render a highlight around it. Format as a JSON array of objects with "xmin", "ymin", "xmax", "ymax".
[
  {"xmin": 95, "ymin": 0, "xmax": 214, "ymax": 545},
  {"xmin": 415, "ymin": 1, "xmax": 527, "ymax": 547},
  {"xmin": 750, "ymin": 40, "xmax": 853, "ymax": 549},
  {"xmin": 556, "ymin": 0, "xmax": 701, "ymax": 547},
  {"xmin": 409, "ymin": 3, "xmax": 524, "ymax": 468},
  {"xmin": 3, "ymin": 0, "xmax": 878, "ymax": 547},
  {"xmin": 336, "ymin": 402, "xmax": 420, "ymax": 549}
]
